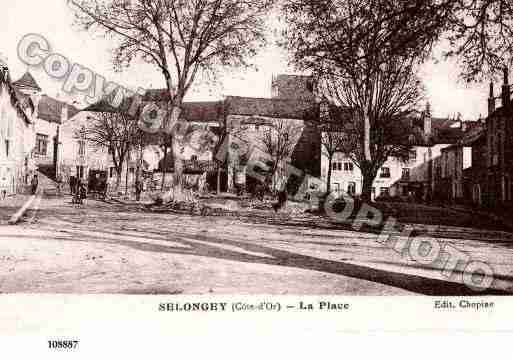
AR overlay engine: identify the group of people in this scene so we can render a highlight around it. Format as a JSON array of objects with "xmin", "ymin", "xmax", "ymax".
[{"xmin": 69, "ymin": 176, "xmax": 87, "ymax": 205}]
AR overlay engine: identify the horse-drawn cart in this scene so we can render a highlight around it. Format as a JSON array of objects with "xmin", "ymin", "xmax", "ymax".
[{"xmin": 87, "ymin": 170, "xmax": 108, "ymax": 200}]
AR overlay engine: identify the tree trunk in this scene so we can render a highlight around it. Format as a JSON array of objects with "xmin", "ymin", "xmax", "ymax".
[
  {"xmin": 363, "ymin": 110, "xmax": 372, "ymax": 162},
  {"xmin": 216, "ymin": 166, "xmax": 221, "ymax": 195},
  {"xmin": 125, "ymin": 151, "xmax": 129, "ymax": 196},
  {"xmin": 161, "ymin": 145, "xmax": 168, "ymax": 191},
  {"xmin": 361, "ymin": 109, "xmax": 374, "ymax": 203},
  {"xmin": 115, "ymin": 165, "xmax": 122, "ymax": 190},
  {"xmin": 361, "ymin": 165, "xmax": 376, "ymax": 203},
  {"xmin": 326, "ymin": 155, "xmax": 333, "ymax": 194},
  {"xmin": 136, "ymin": 145, "xmax": 143, "ymax": 187}
]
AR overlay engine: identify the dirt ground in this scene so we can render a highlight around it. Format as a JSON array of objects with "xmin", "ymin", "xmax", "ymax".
[{"xmin": 1, "ymin": 194, "xmax": 513, "ymax": 295}]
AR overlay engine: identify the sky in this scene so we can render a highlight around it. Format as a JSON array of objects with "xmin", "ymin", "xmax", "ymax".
[{"xmin": 0, "ymin": 0, "xmax": 490, "ymax": 120}]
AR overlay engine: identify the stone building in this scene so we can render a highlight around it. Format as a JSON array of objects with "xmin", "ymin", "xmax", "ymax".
[
  {"xmin": 222, "ymin": 74, "xmax": 320, "ymax": 193},
  {"xmin": 473, "ymin": 68, "xmax": 513, "ymax": 208},
  {"xmin": 12, "ymin": 71, "xmax": 80, "ymax": 181},
  {"xmin": 79, "ymin": 74, "xmax": 321, "ymax": 194},
  {"xmin": 0, "ymin": 61, "xmax": 37, "ymax": 194},
  {"xmin": 78, "ymin": 90, "xmax": 223, "ymax": 192},
  {"xmin": 321, "ymin": 104, "xmax": 468, "ymax": 200},
  {"xmin": 461, "ymin": 121, "xmax": 487, "ymax": 206}
]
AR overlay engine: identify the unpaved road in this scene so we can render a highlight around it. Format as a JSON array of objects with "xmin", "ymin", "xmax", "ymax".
[{"xmin": 1, "ymin": 196, "xmax": 513, "ymax": 295}]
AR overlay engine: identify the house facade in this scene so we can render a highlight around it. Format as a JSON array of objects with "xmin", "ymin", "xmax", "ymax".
[
  {"xmin": 321, "ymin": 107, "xmax": 468, "ymax": 200},
  {"xmin": 73, "ymin": 91, "xmax": 224, "ymax": 192},
  {"xmin": 12, "ymin": 71, "xmax": 80, "ymax": 181},
  {"xmin": 0, "ymin": 62, "xmax": 37, "ymax": 194},
  {"xmin": 461, "ymin": 121, "xmax": 487, "ymax": 206},
  {"xmin": 465, "ymin": 69, "xmax": 513, "ymax": 208},
  {"xmin": 222, "ymin": 75, "xmax": 320, "ymax": 193}
]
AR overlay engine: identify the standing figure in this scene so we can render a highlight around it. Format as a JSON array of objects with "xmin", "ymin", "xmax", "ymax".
[
  {"xmin": 79, "ymin": 180, "xmax": 87, "ymax": 205},
  {"xmin": 69, "ymin": 175, "xmax": 77, "ymax": 195},
  {"xmin": 135, "ymin": 179, "xmax": 143, "ymax": 201},
  {"xmin": 30, "ymin": 174, "xmax": 38, "ymax": 195},
  {"xmin": 55, "ymin": 173, "xmax": 63, "ymax": 196}
]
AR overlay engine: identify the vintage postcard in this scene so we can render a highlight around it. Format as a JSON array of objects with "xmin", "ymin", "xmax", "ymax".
[{"xmin": 1, "ymin": 0, "xmax": 513, "ymax": 355}]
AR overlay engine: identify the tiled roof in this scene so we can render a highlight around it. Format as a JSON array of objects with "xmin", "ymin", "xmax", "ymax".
[
  {"xmin": 225, "ymin": 96, "xmax": 315, "ymax": 120},
  {"xmin": 322, "ymin": 105, "xmax": 466, "ymax": 146},
  {"xmin": 181, "ymin": 102, "xmax": 222, "ymax": 123},
  {"xmin": 461, "ymin": 122, "xmax": 486, "ymax": 145},
  {"xmin": 143, "ymin": 88, "xmax": 171, "ymax": 101},
  {"xmin": 271, "ymin": 74, "xmax": 316, "ymax": 100},
  {"xmin": 0, "ymin": 67, "xmax": 32, "ymax": 125},
  {"xmin": 37, "ymin": 95, "xmax": 80, "ymax": 124},
  {"xmin": 13, "ymin": 72, "xmax": 41, "ymax": 92},
  {"xmin": 84, "ymin": 89, "xmax": 221, "ymax": 123}
]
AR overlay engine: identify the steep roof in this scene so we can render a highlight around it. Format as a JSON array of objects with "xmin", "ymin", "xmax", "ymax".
[
  {"xmin": 461, "ymin": 121, "xmax": 486, "ymax": 146},
  {"xmin": 181, "ymin": 102, "xmax": 222, "ymax": 123},
  {"xmin": 0, "ymin": 67, "xmax": 33, "ymax": 125},
  {"xmin": 13, "ymin": 72, "xmax": 41, "ymax": 92},
  {"xmin": 37, "ymin": 95, "xmax": 80, "ymax": 124},
  {"xmin": 225, "ymin": 96, "xmax": 315, "ymax": 120},
  {"xmin": 83, "ymin": 89, "xmax": 221, "ymax": 123},
  {"xmin": 271, "ymin": 74, "xmax": 316, "ymax": 101},
  {"xmin": 322, "ymin": 104, "xmax": 466, "ymax": 146}
]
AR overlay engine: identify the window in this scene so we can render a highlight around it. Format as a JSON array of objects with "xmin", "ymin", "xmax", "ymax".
[
  {"xmin": 344, "ymin": 162, "xmax": 354, "ymax": 172},
  {"xmin": 410, "ymin": 150, "xmax": 417, "ymax": 161},
  {"xmin": 380, "ymin": 167, "xmax": 391, "ymax": 178},
  {"xmin": 5, "ymin": 139, "xmax": 9, "ymax": 158},
  {"xmin": 332, "ymin": 183, "xmax": 340, "ymax": 192},
  {"xmin": 380, "ymin": 187, "xmax": 389, "ymax": 196},
  {"xmin": 347, "ymin": 182, "xmax": 356, "ymax": 195},
  {"xmin": 191, "ymin": 155, "xmax": 198, "ymax": 162},
  {"xmin": 78, "ymin": 140, "xmax": 86, "ymax": 156},
  {"xmin": 402, "ymin": 168, "xmax": 410, "ymax": 180},
  {"xmin": 35, "ymin": 133, "xmax": 48, "ymax": 156},
  {"xmin": 129, "ymin": 167, "xmax": 135, "ymax": 174},
  {"xmin": 109, "ymin": 167, "xmax": 115, "ymax": 178},
  {"xmin": 332, "ymin": 162, "xmax": 343, "ymax": 171}
]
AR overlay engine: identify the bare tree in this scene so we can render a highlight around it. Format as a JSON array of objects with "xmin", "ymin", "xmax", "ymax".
[
  {"xmin": 82, "ymin": 112, "xmax": 139, "ymax": 189},
  {"xmin": 69, "ymin": 0, "xmax": 274, "ymax": 193},
  {"xmin": 319, "ymin": 102, "xmax": 349, "ymax": 194},
  {"xmin": 283, "ymin": 0, "xmax": 513, "ymax": 81},
  {"xmin": 283, "ymin": 0, "xmax": 424, "ymax": 201},
  {"xmin": 259, "ymin": 119, "xmax": 303, "ymax": 192},
  {"xmin": 131, "ymin": 128, "xmax": 154, "ymax": 189},
  {"xmin": 443, "ymin": 0, "xmax": 513, "ymax": 81}
]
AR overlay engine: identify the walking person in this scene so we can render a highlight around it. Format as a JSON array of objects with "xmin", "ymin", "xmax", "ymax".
[{"xmin": 30, "ymin": 174, "xmax": 38, "ymax": 195}]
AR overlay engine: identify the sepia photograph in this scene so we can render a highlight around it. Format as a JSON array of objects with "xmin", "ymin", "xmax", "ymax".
[{"xmin": 2, "ymin": 0, "xmax": 513, "ymax": 303}]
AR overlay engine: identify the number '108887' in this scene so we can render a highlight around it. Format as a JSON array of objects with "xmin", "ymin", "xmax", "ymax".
[{"xmin": 48, "ymin": 340, "xmax": 79, "ymax": 349}]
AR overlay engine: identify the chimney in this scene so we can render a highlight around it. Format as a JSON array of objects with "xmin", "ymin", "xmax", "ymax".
[
  {"xmin": 424, "ymin": 102, "xmax": 432, "ymax": 137},
  {"xmin": 502, "ymin": 66, "xmax": 510, "ymax": 107},
  {"xmin": 488, "ymin": 81, "xmax": 496, "ymax": 116}
]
